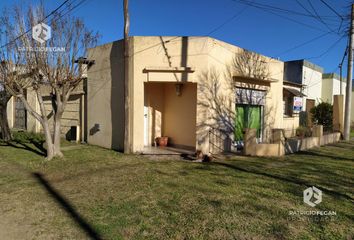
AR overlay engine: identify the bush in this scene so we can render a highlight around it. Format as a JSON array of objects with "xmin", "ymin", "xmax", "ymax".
[
  {"xmin": 296, "ymin": 126, "xmax": 312, "ymax": 138},
  {"xmin": 12, "ymin": 131, "xmax": 45, "ymax": 145},
  {"xmin": 310, "ymin": 102, "xmax": 333, "ymax": 131}
]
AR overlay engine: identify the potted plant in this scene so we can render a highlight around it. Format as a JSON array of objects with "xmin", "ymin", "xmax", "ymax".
[{"xmin": 155, "ymin": 136, "xmax": 169, "ymax": 147}]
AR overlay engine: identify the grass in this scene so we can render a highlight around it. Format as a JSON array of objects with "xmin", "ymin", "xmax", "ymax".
[{"xmin": 0, "ymin": 140, "xmax": 353, "ymax": 240}]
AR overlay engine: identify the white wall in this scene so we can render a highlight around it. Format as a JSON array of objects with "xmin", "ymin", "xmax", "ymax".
[{"xmin": 302, "ymin": 66, "xmax": 322, "ymax": 110}]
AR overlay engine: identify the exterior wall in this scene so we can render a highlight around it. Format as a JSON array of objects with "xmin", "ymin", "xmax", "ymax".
[
  {"xmin": 322, "ymin": 74, "xmax": 346, "ymax": 104},
  {"xmin": 163, "ymin": 83, "xmax": 197, "ymax": 148},
  {"xmin": 86, "ymin": 40, "xmax": 125, "ymax": 150},
  {"xmin": 204, "ymin": 38, "xmax": 284, "ymax": 147},
  {"xmin": 284, "ymin": 60, "xmax": 323, "ymax": 111},
  {"xmin": 6, "ymin": 97, "xmax": 14, "ymax": 128},
  {"xmin": 302, "ymin": 65, "xmax": 323, "ymax": 109},
  {"xmin": 87, "ymin": 36, "xmax": 285, "ymax": 154},
  {"xmin": 8, "ymin": 88, "xmax": 82, "ymax": 139},
  {"xmin": 144, "ymin": 82, "xmax": 197, "ymax": 149},
  {"xmin": 144, "ymin": 82, "xmax": 165, "ymax": 146},
  {"xmin": 132, "ymin": 36, "xmax": 209, "ymax": 152},
  {"xmin": 42, "ymin": 94, "xmax": 82, "ymax": 137},
  {"xmin": 283, "ymin": 116, "xmax": 299, "ymax": 138}
]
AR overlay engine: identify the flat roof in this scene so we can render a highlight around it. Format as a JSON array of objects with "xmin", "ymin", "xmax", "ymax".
[{"xmin": 284, "ymin": 59, "xmax": 324, "ymax": 73}]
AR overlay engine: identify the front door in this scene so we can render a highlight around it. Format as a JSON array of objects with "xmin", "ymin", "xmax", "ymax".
[
  {"xmin": 144, "ymin": 106, "xmax": 149, "ymax": 146},
  {"xmin": 235, "ymin": 104, "xmax": 262, "ymax": 142}
]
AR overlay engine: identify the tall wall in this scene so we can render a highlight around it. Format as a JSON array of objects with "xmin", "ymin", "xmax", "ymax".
[
  {"xmin": 86, "ymin": 40, "xmax": 125, "ymax": 150},
  {"xmin": 302, "ymin": 65, "xmax": 323, "ymax": 109},
  {"xmin": 163, "ymin": 83, "xmax": 197, "ymax": 149},
  {"xmin": 132, "ymin": 36, "xmax": 209, "ymax": 152},
  {"xmin": 87, "ymin": 36, "xmax": 287, "ymax": 153},
  {"xmin": 322, "ymin": 74, "xmax": 346, "ymax": 104}
]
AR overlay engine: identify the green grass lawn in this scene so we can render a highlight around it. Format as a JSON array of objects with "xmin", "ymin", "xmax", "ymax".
[{"xmin": 0, "ymin": 140, "xmax": 353, "ymax": 240}]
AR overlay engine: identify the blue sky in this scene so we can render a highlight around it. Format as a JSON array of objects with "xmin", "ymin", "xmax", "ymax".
[{"xmin": 1, "ymin": 0, "xmax": 352, "ymax": 75}]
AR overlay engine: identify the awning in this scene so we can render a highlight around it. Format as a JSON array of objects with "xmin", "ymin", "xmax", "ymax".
[{"xmin": 284, "ymin": 87, "xmax": 306, "ymax": 97}]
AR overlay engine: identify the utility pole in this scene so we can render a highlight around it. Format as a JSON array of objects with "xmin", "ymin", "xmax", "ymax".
[
  {"xmin": 339, "ymin": 63, "xmax": 343, "ymax": 95},
  {"xmin": 344, "ymin": 4, "xmax": 354, "ymax": 140},
  {"xmin": 339, "ymin": 46, "xmax": 348, "ymax": 95},
  {"xmin": 124, "ymin": 0, "xmax": 131, "ymax": 153}
]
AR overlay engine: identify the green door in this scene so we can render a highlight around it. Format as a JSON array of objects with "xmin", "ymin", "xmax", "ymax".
[{"xmin": 235, "ymin": 105, "xmax": 262, "ymax": 141}]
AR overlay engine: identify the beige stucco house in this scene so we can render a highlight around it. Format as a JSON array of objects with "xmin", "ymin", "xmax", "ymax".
[
  {"xmin": 7, "ymin": 85, "xmax": 85, "ymax": 141},
  {"xmin": 86, "ymin": 36, "xmax": 304, "ymax": 154}
]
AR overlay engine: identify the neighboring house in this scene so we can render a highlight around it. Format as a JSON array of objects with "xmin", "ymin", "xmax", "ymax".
[
  {"xmin": 6, "ymin": 83, "xmax": 85, "ymax": 141},
  {"xmin": 282, "ymin": 80, "xmax": 306, "ymax": 137},
  {"xmin": 322, "ymin": 73, "xmax": 346, "ymax": 104},
  {"xmin": 284, "ymin": 60, "xmax": 323, "ymax": 112},
  {"xmin": 86, "ymin": 36, "xmax": 301, "ymax": 154}
]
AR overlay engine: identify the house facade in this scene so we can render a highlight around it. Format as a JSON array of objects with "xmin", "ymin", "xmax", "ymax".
[
  {"xmin": 6, "ymin": 85, "xmax": 85, "ymax": 141},
  {"xmin": 86, "ymin": 36, "xmax": 302, "ymax": 154},
  {"xmin": 284, "ymin": 60, "xmax": 323, "ymax": 111}
]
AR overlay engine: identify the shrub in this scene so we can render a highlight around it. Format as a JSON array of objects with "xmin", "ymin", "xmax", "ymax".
[
  {"xmin": 310, "ymin": 102, "xmax": 333, "ymax": 131},
  {"xmin": 12, "ymin": 131, "xmax": 45, "ymax": 145},
  {"xmin": 296, "ymin": 126, "xmax": 312, "ymax": 138}
]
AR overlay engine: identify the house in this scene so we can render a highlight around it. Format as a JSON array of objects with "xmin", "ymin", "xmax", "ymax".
[
  {"xmin": 322, "ymin": 73, "xmax": 346, "ymax": 104},
  {"xmin": 282, "ymin": 80, "xmax": 306, "ymax": 137},
  {"xmin": 284, "ymin": 60, "xmax": 323, "ymax": 110},
  {"xmin": 284, "ymin": 60, "xmax": 324, "ymax": 127},
  {"xmin": 86, "ymin": 36, "xmax": 302, "ymax": 154},
  {"xmin": 6, "ymin": 84, "xmax": 85, "ymax": 141}
]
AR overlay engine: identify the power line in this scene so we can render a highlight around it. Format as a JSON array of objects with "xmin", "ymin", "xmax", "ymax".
[
  {"xmin": 230, "ymin": 0, "xmax": 342, "ymax": 34},
  {"xmin": 306, "ymin": 0, "xmax": 335, "ymax": 33},
  {"xmin": 319, "ymin": 0, "xmax": 344, "ymax": 20},
  {"xmin": 207, "ymin": 5, "xmax": 249, "ymax": 36},
  {"xmin": 306, "ymin": 35, "xmax": 345, "ymax": 60},
  {"xmin": 276, "ymin": 31, "xmax": 331, "ymax": 56},
  {"xmin": 0, "ymin": 0, "xmax": 71, "ymax": 49}
]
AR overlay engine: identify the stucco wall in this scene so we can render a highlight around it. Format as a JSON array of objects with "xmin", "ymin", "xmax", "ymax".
[
  {"xmin": 163, "ymin": 83, "xmax": 197, "ymax": 149},
  {"xmin": 322, "ymin": 76, "xmax": 346, "ymax": 104},
  {"xmin": 87, "ymin": 36, "xmax": 287, "ymax": 153},
  {"xmin": 144, "ymin": 82, "xmax": 165, "ymax": 145},
  {"xmin": 302, "ymin": 65, "xmax": 322, "ymax": 109},
  {"xmin": 283, "ymin": 116, "xmax": 299, "ymax": 138},
  {"xmin": 86, "ymin": 40, "xmax": 125, "ymax": 150}
]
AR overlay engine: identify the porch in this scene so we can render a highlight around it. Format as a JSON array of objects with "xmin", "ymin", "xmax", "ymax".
[{"xmin": 143, "ymin": 82, "xmax": 197, "ymax": 151}]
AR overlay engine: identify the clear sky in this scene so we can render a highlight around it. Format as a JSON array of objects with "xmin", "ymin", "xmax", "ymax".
[{"xmin": 1, "ymin": 0, "xmax": 352, "ymax": 76}]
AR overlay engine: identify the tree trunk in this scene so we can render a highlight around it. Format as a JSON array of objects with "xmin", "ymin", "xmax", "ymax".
[
  {"xmin": 42, "ymin": 119, "xmax": 54, "ymax": 160},
  {"xmin": 0, "ymin": 104, "xmax": 11, "ymax": 141},
  {"xmin": 53, "ymin": 112, "xmax": 63, "ymax": 157}
]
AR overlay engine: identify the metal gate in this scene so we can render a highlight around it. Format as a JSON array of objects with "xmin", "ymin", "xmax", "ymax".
[{"xmin": 14, "ymin": 97, "xmax": 27, "ymax": 129}]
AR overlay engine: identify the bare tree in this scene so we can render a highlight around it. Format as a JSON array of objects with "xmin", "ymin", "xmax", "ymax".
[
  {"xmin": 197, "ymin": 49, "xmax": 272, "ymax": 153},
  {"xmin": 3, "ymin": 3, "xmax": 98, "ymax": 159},
  {"xmin": 0, "ymin": 10, "xmax": 18, "ymax": 141},
  {"xmin": 0, "ymin": 82, "xmax": 11, "ymax": 141}
]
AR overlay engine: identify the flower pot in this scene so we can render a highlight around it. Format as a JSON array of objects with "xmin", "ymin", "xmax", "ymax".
[{"xmin": 156, "ymin": 137, "xmax": 168, "ymax": 147}]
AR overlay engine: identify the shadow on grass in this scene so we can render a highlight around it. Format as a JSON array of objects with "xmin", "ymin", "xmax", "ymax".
[
  {"xmin": 210, "ymin": 162, "xmax": 354, "ymax": 202},
  {"xmin": 32, "ymin": 172, "xmax": 102, "ymax": 240},
  {"xmin": 5, "ymin": 141, "xmax": 46, "ymax": 157},
  {"xmin": 296, "ymin": 151, "xmax": 354, "ymax": 162}
]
